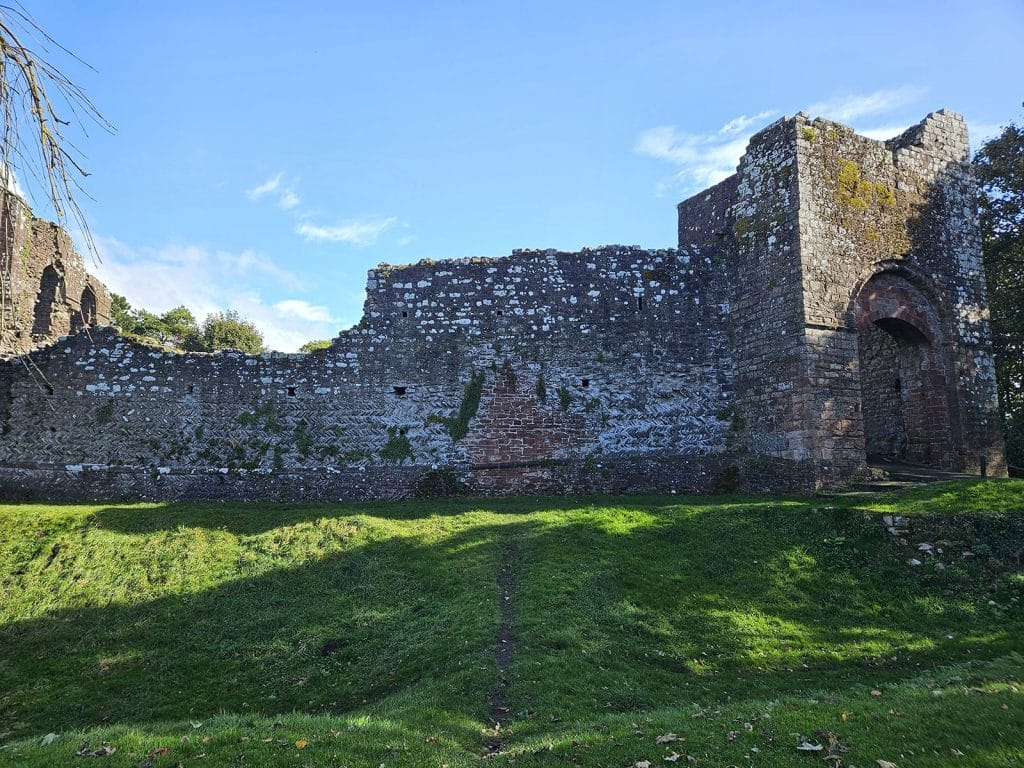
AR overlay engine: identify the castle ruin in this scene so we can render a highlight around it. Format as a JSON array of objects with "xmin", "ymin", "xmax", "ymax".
[{"xmin": 0, "ymin": 109, "xmax": 1008, "ymax": 500}]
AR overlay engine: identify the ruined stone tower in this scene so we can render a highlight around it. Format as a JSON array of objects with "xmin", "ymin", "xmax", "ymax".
[
  {"xmin": 1, "ymin": 192, "xmax": 112, "ymax": 358},
  {"xmin": 0, "ymin": 110, "xmax": 1006, "ymax": 501}
]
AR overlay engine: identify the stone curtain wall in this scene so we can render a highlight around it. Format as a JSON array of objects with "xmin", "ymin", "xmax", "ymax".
[
  {"xmin": 0, "ymin": 110, "xmax": 1007, "ymax": 500},
  {"xmin": 1, "ymin": 193, "xmax": 112, "ymax": 357},
  {"xmin": 0, "ymin": 246, "xmax": 737, "ymax": 501}
]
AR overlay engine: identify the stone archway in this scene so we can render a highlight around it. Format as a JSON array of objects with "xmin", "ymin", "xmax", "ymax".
[
  {"xmin": 855, "ymin": 272, "xmax": 957, "ymax": 467},
  {"xmin": 32, "ymin": 266, "xmax": 63, "ymax": 337},
  {"xmin": 72, "ymin": 286, "xmax": 97, "ymax": 332}
]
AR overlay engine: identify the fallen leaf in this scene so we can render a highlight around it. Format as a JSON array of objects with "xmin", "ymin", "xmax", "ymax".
[
  {"xmin": 951, "ymin": 748, "xmax": 965, "ymax": 757},
  {"xmin": 635, "ymin": 761, "xmax": 652, "ymax": 768},
  {"xmin": 665, "ymin": 752, "xmax": 682, "ymax": 762},
  {"xmin": 841, "ymin": 711, "xmax": 849, "ymax": 721},
  {"xmin": 191, "ymin": 721, "xmax": 203, "ymax": 729},
  {"xmin": 726, "ymin": 731, "xmax": 738, "ymax": 741},
  {"xmin": 656, "ymin": 733, "xmax": 680, "ymax": 744},
  {"xmin": 876, "ymin": 761, "xmax": 898, "ymax": 768},
  {"xmin": 147, "ymin": 747, "xmax": 171, "ymax": 757},
  {"xmin": 871, "ymin": 689, "xmax": 883, "ymax": 696},
  {"xmin": 75, "ymin": 742, "xmax": 116, "ymax": 757},
  {"xmin": 40, "ymin": 733, "xmax": 59, "ymax": 746},
  {"xmin": 797, "ymin": 740, "xmax": 824, "ymax": 752},
  {"xmin": 295, "ymin": 739, "xmax": 309, "ymax": 749}
]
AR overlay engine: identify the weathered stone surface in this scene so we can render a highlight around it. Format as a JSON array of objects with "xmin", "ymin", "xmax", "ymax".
[
  {"xmin": 0, "ymin": 193, "xmax": 111, "ymax": 357},
  {"xmin": 0, "ymin": 109, "xmax": 1007, "ymax": 500}
]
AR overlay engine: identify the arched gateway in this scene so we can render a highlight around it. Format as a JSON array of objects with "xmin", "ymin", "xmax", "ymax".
[{"xmin": 854, "ymin": 272, "xmax": 957, "ymax": 467}]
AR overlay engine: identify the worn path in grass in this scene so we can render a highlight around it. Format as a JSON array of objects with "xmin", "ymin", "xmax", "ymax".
[{"xmin": 1, "ymin": 480, "xmax": 1023, "ymax": 766}]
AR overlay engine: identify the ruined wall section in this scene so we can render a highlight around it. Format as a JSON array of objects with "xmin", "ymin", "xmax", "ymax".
[
  {"xmin": 0, "ymin": 245, "xmax": 737, "ymax": 501},
  {"xmin": 1, "ymin": 193, "xmax": 112, "ymax": 357},
  {"xmin": 793, "ymin": 110, "xmax": 1006, "ymax": 477},
  {"xmin": 715, "ymin": 117, "xmax": 810, "ymax": 472}
]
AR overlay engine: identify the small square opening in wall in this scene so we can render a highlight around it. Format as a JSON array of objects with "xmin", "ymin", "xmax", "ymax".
[
  {"xmin": 393, "ymin": 386, "xmax": 407, "ymax": 396},
  {"xmin": 287, "ymin": 386, "xmax": 296, "ymax": 397},
  {"xmin": 496, "ymin": 310, "xmax": 503, "ymax": 317},
  {"xmin": 188, "ymin": 385, "xmax": 195, "ymax": 395},
  {"xmin": 399, "ymin": 427, "xmax": 407, "ymax": 436},
  {"xmin": 401, "ymin": 311, "xmax": 408, "ymax": 318},
  {"xmin": 581, "ymin": 378, "xmax": 590, "ymax": 388}
]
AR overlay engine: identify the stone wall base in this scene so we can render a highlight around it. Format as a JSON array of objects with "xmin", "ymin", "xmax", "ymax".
[{"xmin": 0, "ymin": 453, "xmax": 835, "ymax": 503}]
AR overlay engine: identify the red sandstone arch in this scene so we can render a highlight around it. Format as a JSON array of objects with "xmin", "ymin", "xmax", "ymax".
[{"xmin": 854, "ymin": 271, "xmax": 959, "ymax": 466}]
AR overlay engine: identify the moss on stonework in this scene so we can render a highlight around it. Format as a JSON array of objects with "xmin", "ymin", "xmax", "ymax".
[
  {"xmin": 95, "ymin": 399, "xmax": 115, "ymax": 425},
  {"xmin": 380, "ymin": 427, "xmax": 413, "ymax": 464},
  {"xmin": 801, "ymin": 127, "xmax": 817, "ymax": 143},
  {"xmin": 435, "ymin": 368, "xmax": 485, "ymax": 442},
  {"xmin": 294, "ymin": 420, "xmax": 313, "ymax": 459},
  {"xmin": 732, "ymin": 217, "xmax": 753, "ymax": 239},
  {"xmin": 557, "ymin": 386, "xmax": 571, "ymax": 412},
  {"xmin": 837, "ymin": 159, "xmax": 897, "ymax": 212},
  {"xmin": 536, "ymin": 371, "xmax": 547, "ymax": 402}
]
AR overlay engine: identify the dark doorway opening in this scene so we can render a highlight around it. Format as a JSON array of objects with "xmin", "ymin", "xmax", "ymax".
[{"xmin": 32, "ymin": 266, "xmax": 62, "ymax": 336}]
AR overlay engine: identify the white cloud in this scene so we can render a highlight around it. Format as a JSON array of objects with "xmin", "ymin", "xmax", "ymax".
[
  {"xmin": 806, "ymin": 86, "xmax": 925, "ymax": 122},
  {"xmin": 274, "ymin": 299, "xmax": 337, "ymax": 324},
  {"xmin": 246, "ymin": 173, "xmax": 283, "ymax": 201},
  {"xmin": 247, "ymin": 172, "xmax": 302, "ymax": 211},
  {"xmin": 634, "ymin": 110, "xmax": 779, "ymax": 195},
  {"xmin": 277, "ymin": 190, "xmax": 300, "ymax": 210},
  {"xmin": 296, "ymin": 216, "xmax": 398, "ymax": 246},
  {"xmin": 91, "ymin": 236, "xmax": 342, "ymax": 352}
]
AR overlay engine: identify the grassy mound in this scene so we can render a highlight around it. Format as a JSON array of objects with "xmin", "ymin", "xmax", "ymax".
[{"xmin": 1, "ymin": 480, "xmax": 1022, "ymax": 766}]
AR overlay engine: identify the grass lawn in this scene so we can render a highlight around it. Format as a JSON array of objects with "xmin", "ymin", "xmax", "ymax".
[{"xmin": 1, "ymin": 480, "xmax": 1022, "ymax": 767}]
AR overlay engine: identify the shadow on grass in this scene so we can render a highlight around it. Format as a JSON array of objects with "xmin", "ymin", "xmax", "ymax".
[{"xmin": 1, "ymin": 494, "xmax": 1021, "ymax": 749}]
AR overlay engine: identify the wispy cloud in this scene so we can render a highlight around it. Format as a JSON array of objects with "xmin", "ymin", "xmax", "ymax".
[
  {"xmin": 247, "ymin": 172, "xmax": 302, "ymax": 211},
  {"xmin": 90, "ymin": 236, "xmax": 345, "ymax": 352},
  {"xmin": 296, "ymin": 216, "xmax": 398, "ymax": 246},
  {"xmin": 806, "ymin": 86, "xmax": 925, "ymax": 122},
  {"xmin": 634, "ymin": 110, "xmax": 779, "ymax": 195},
  {"xmin": 246, "ymin": 173, "xmax": 283, "ymax": 201}
]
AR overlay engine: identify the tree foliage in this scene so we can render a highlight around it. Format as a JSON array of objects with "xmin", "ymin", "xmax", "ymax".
[
  {"xmin": 111, "ymin": 295, "xmax": 266, "ymax": 354},
  {"xmin": 198, "ymin": 310, "xmax": 266, "ymax": 354},
  {"xmin": 298, "ymin": 339, "xmax": 332, "ymax": 353},
  {"xmin": 973, "ymin": 112, "xmax": 1024, "ymax": 470}
]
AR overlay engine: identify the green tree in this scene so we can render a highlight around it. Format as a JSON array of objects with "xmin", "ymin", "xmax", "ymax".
[
  {"xmin": 298, "ymin": 339, "xmax": 332, "ymax": 353},
  {"xmin": 160, "ymin": 306, "xmax": 199, "ymax": 348},
  {"xmin": 197, "ymin": 310, "xmax": 266, "ymax": 354},
  {"xmin": 973, "ymin": 111, "xmax": 1024, "ymax": 471},
  {"xmin": 109, "ymin": 293, "xmax": 134, "ymax": 331}
]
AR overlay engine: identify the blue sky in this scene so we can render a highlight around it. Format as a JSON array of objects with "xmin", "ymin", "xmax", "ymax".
[{"xmin": 18, "ymin": 0, "xmax": 1024, "ymax": 350}]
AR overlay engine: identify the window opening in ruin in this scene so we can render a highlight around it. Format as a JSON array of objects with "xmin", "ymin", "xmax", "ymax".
[
  {"xmin": 496, "ymin": 310, "xmax": 503, "ymax": 317},
  {"xmin": 188, "ymin": 385, "xmax": 195, "ymax": 395},
  {"xmin": 581, "ymin": 378, "xmax": 590, "ymax": 388},
  {"xmin": 401, "ymin": 311, "xmax": 408, "ymax": 318},
  {"xmin": 399, "ymin": 427, "xmax": 407, "ymax": 436},
  {"xmin": 72, "ymin": 286, "xmax": 97, "ymax": 333},
  {"xmin": 32, "ymin": 266, "xmax": 62, "ymax": 337},
  {"xmin": 637, "ymin": 296, "xmax": 644, "ymax": 311},
  {"xmin": 393, "ymin": 386, "xmax": 407, "ymax": 396},
  {"xmin": 287, "ymin": 386, "xmax": 296, "ymax": 397}
]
